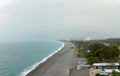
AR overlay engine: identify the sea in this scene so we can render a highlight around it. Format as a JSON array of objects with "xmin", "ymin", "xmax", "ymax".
[{"xmin": 0, "ymin": 41, "xmax": 64, "ymax": 76}]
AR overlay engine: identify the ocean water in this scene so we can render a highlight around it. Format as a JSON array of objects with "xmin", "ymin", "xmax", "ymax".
[{"xmin": 0, "ymin": 41, "xmax": 63, "ymax": 76}]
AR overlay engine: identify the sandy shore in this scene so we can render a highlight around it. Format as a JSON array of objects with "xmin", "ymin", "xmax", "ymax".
[{"xmin": 27, "ymin": 42, "xmax": 79, "ymax": 76}]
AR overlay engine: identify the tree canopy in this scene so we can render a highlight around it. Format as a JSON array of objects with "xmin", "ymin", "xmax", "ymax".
[
  {"xmin": 111, "ymin": 70, "xmax": 120, "ymax": 76},
  {"xmin": 86, "ymin": 43, "xmax": 120, "ymax": 64}
]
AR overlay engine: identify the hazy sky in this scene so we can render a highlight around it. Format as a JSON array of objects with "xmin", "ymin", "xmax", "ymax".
[{"xmin": 0, "ymin": 0, "xmax": 120, "ymax": 41}]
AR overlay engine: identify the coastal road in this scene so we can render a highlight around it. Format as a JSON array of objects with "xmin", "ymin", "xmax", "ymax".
[{"xmin": 27, "ymin": 42, "xmax": 84, "ymax": 76}]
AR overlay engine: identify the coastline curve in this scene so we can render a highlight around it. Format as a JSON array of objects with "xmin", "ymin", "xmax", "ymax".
[{"xmin": 19, "ymin": 41, "xmax": 65, "ymax": 76}]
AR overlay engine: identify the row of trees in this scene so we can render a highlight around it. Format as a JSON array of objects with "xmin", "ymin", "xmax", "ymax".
[{"xmin": 86, "ymin": 43, "xmax": 120, "ymax": 64}]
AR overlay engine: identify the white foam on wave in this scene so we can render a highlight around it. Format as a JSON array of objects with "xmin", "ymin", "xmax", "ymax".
[{"xmin": 19, "ymin": 41, "xmax": 64, "ymax": 76}]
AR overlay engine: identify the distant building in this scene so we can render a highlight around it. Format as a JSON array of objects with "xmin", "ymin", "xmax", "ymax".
[
  {"xmin": 103, "ymin": 43, "xmax": 110, "ymax": 46},
  {"xmin": 87, "ymin": 50, "xmax": 90, "ymax": 53},
  {"xmin": 119, "ymin": 46, "xmax": 120, "ymax": 50}
]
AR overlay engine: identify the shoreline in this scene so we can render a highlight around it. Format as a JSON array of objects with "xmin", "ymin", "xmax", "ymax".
[
  {"xmin": 20, "ymin": 41, "xmax": 64, "ymax": 76},
  {"xmin": 26, "ymin": 42, "xmax": 78, "ymax": 76}
]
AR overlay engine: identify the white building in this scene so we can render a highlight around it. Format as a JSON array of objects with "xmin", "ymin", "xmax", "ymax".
[
  {"xmin": 93, "ymin": 63, "xmax": 119, "ymax": 69},
  {"xmin": 90, "ymin": 63, "xmax": 120, "ymax": 76}
]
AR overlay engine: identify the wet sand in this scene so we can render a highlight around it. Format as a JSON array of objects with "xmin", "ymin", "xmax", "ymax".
[{"xmin": 27, "ymin": 42, "xmax": 79, "ymax": 76}]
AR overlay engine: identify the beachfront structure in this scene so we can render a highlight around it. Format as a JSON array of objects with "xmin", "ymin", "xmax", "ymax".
[
  {"xmin": 89, "ymin": 68, "xmax": 106, "ymax": 76},
  {"xmin": 93, "ymin": 63, "xmax": 120, "ymax": 69},
  {"xmin": 89, "ymin": 63, "xmax": 120, "ymax": 76},
  {"xmin": 103, "ymin": 43, "xmax": 110, "ymax": 46}
]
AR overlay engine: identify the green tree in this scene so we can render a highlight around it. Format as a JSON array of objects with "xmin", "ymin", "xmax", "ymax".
[
  {"xmin": 108, "ymin": 43, "xmax": 120, "ymax": 60},
  {"xmin": 86, "ymin": 42, "xmax": 120, "ymax": 63},
  {"xmin": 88, "ymin": 43, "xmax": 105, "ymax": 52},
  {"xmin": 111, "ymin": 70, "xmax": 120, "ymax": 76},
  {"xmin": 87, "ymin": 56, "xmax": 99, "ymax": 64}
]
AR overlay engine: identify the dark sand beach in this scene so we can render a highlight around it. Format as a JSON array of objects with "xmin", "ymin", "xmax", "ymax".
[{"xmin": 27, "ymin": 42, "xmax": 81, "ymax": 76}]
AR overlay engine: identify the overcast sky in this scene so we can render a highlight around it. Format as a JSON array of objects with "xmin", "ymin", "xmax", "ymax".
[{"xmin": 0, "ymin": 0, "xmax": 120, "ymax": 41}]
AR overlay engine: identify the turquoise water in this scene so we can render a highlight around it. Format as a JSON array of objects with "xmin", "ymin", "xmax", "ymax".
[{"xmin": 0, "ymin": 41, "xmax": 63, "ymax": 76}]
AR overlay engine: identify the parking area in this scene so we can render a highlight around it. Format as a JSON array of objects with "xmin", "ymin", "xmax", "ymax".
[{"xmin": 69, "ymin": 69, "xmax": 89, "ymax": 76}]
